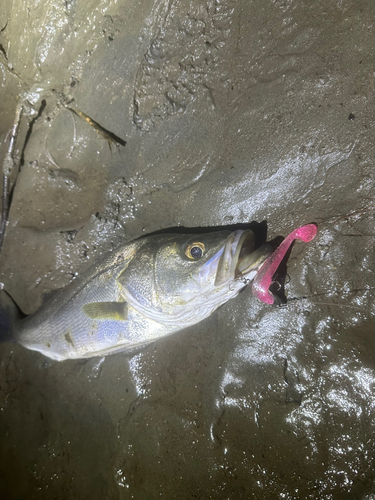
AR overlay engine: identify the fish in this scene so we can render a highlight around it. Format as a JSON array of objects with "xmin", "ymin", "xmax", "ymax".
[
  {"xmin": 0, "ymin": 224, "xmax": 317, "ymax": 361},
  {"xmin": 0, "ymin": 229, "xmax": 272, "ymax": 361}
]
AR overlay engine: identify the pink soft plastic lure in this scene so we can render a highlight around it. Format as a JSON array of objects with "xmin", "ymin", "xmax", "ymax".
[{"xmin": 251, "ymin": 224, "xmax": 318, "ymax": 305}]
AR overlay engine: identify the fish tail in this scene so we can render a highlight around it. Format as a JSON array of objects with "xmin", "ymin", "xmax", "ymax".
[{"xmin": 0, "ymin": 290, "xmax": 22, "ymax": 343}]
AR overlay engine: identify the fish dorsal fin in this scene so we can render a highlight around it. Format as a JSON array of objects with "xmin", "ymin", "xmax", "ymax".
[{"xmin": 82, "ymin": 301, "xmax": 128, "ymax": 321}]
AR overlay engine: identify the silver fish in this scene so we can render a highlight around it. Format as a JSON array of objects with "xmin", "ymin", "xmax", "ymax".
[{"xmin": 0, "ymin": 229, "xmax": 272, "ymax": 361}]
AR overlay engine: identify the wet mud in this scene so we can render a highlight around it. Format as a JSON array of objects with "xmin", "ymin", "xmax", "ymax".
[{"xmin": 1, "ymin": 0, "xmax": 375, "ymax": 498}]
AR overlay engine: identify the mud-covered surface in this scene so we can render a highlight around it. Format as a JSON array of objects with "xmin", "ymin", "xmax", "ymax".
[{"xmin": 1, "ymin": 0, "xmax": 375, "ymax": 498}]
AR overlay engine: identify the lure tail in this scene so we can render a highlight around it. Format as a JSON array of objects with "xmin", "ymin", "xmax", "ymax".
[{"xmin": 0, "ymin": 290, "xmax": 22, "ymax": 343}]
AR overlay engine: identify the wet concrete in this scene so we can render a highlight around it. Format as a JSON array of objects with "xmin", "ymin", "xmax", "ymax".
[{"xmin": 1, "ymin": 0, "xmax": 375, "ymax": 498}]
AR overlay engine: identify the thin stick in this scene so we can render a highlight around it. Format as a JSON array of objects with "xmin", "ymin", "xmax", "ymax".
[{"xmin": 0, "ymin": 102, "xmax": 23, "ymax": 254}]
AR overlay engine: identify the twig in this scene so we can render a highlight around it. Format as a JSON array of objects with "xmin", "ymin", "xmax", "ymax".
[{"xmin": 0, "ymin": 102, "xmax": 23, "ymax": 254}]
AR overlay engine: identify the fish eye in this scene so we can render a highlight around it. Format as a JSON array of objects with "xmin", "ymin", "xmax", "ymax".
[{"xmin": 185, "ymin": 242, "xmax": 205, "ymax": 260}]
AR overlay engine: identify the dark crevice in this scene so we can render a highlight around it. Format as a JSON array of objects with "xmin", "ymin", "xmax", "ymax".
[
  {"xmin": 0, "ymin": 20, "xmax": 8, "ymax": 33},
  {"xmin": 0, "ymin": 43, "xmax": 7, "ymax": 60},
  {"xmin": 142, "ymin": 220, "xmax": 269, "ymax": 248},
  {"xmin": 19, "ymin": 99, "xmax": 46, "ymax": 169}
]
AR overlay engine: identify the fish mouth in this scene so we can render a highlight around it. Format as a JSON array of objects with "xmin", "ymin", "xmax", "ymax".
[{"xmin": 214, "ymin": 230, "xmax": 273, "ymax": 287}]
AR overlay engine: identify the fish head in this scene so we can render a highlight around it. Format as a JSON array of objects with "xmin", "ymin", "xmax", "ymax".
[{"xmin": 118, "ymin": 230, "xmax": 272, "ymax": 325}]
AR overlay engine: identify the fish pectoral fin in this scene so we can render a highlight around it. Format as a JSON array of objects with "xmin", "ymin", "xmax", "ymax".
[{"xmin": 82, "ymin": 301, "xmax": 128, "ymax": 321}]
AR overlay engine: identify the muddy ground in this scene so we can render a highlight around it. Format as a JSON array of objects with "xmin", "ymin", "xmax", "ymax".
[{"xmin": 0, "ymin": 0, "xmax": 375, "ymax": 498}]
